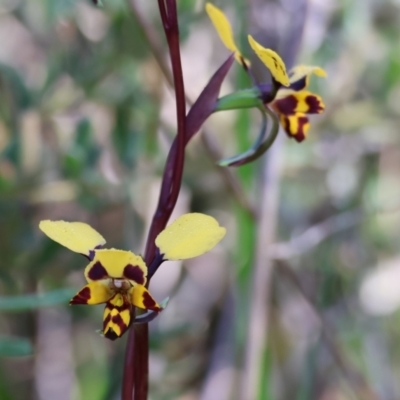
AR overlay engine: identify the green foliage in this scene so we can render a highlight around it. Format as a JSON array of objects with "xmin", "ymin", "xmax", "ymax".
[
  {"xmin": 0, "ymin": 289, "xmax": 75, "ymax": 312},
  {"xmin": 0, "ymin": 337, "xmax": 32, "ymax": 357}
]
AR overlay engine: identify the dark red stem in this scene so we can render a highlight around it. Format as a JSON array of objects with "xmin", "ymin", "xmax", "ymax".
[
  {"xmin": 143, "ymin": 0, "xmax": 186, "ymax": 265},
  {"xmin": 122, "ymin": 0, "xmax": 187, "ymax": 398},
  {"xmin": 121, "ymin": 308, "xmax": 136, "ymax": 400}
]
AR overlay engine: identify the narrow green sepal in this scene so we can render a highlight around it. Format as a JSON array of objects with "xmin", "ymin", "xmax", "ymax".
[
  {"xmin": 214, "ymin": 89, "xmax": 263, "ymax": 112},
  {"xmin": 218, "ymin": 107, "xmax": 280, "ymax": 167}
]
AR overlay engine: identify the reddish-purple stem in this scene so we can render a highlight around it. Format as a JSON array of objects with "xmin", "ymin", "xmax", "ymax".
[
  {"xmin": 143, "ymin": 0, "xmax": 186, "ymax": 265},
  {"xmin": 122, "ymin": 0, "xmax": 187, "ymax": 398},
  {"xmin": 121, "ymin": 309, "xmax": 136, "ymax": 400},
  {"xmin": 133, "ymin": 324, "xmax": 149, "ymax": 399}
]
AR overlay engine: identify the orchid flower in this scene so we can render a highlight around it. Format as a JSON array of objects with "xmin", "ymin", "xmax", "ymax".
[{"xmin": 39, "ymin": 213, "xmax": 226, "ymax": 340}]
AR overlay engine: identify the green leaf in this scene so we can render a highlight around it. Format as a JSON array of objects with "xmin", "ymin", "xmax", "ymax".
[
  {"xmin": 0, "ymin": 288, "xmax": 76, "ymax": 312},
  {"xmin": 218, "ymin": 107, "xmax": 280, "ymax": 167},
  {"xmin": 0, "ymin": 337, "xmax": 32, "ymax": 357},
  {"xmin": 215, "ymin": 88, "xmax": 263, "ymax": 111}
]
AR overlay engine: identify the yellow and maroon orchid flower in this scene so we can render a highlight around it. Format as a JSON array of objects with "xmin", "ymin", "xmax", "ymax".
[
  {"xmin": 205, "ymin": 3, "xmax": 290, "ymax": 88},
  {"xmin": 271, "ymin": 66, "xmax": 326, "ymax": 142},
  {"xmin": 206, "ymin": 3, "xmax": 326, "ymax": 144},
  {"xmin": 39, "ymin": 213, "xmax": 226, "ymax": 340}
]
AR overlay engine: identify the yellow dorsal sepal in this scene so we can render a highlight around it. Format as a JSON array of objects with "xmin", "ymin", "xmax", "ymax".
[
  {"xmin": 206, "ymin": 3, "xmax": 249, "ymax": 66},
  {"xmin": 247, "ymin": 35, "xmax": 290, "ymax": 87}
]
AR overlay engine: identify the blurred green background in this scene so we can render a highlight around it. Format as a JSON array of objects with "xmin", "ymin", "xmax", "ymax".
[{"xmin": 1, "ymin": 0, "xmax": 400, "ymax": 399}]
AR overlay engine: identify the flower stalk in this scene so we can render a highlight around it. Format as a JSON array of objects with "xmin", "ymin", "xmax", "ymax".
[{"xmin": 123, "ymin": 0, "xmax": 187, "ymax": 396}]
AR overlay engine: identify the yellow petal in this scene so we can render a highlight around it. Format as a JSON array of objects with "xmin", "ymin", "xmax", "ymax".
[
  {"xmin": 247, "ymin": 35, "xmax": 290, "ymax": 87},
  {"xmin": 205, "ymin": 3, "xmax": 248, "ymax": 65},
  {"xmin": 288, "ymin": 65, "xmax": 326, "ymax": 91},
  {"xmin": 129, "ymin": 284, "xmax": 160, "ymax": 311},
  {"xmin": 70, "ymin": 280, "xmax": 114, "ymax": 305},
  {"xmin": 279, "ymin": 113, "xmax": 310, "ymax": 142},
  {"xmin": 290, "ymin": 65, "xmax": 327, "ymax": 83},
  {"xmin": 155, "ymin": 213, "xmax": 226, "ymax": 260},
  {"xmin": 39, "ymin": 220, "xmax": 106, "ymax": 257},
  {"xmin": 84, "ymin": 249, "xmax": 148, "ymax": 284},
  {"xmin": 103, "ymin": 294, "xmax": 131, "ymax": 340}
]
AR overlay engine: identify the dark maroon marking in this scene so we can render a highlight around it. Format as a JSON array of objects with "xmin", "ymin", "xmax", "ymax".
[
  {"xmin": 111, "ymin": 314, "xmax": 124, "ymax": 325},
  {"xmin": 289, "ymin": 76, "xmax": 307, "ymax": 92},
  {"xmin": 293, "ymin": 116, "xmax": 308, "ymax": 143},
  {"xmin": 305, "ymin": 95, "xmax": 324, "ymax": 114},
  {"xmin": 70, "ymin": 287, "xmax": 91, "ymax": 305},
  {"xmin": 104, "ymin": 328, "xmax": 119, "ymax": 341},
  {"xmin": 123, "ymin": 264, "xmax": 145, "ymax": 284},
  {"xmin": 274, "ymin": 95, "xmax": 297, "ymax": 115},
  {"xmin": 110, "ymin": 304, "xmax": 131, "ymax": 312},
  {"xmin": 87, "ymin": 261, "xmax": 108, "ymax": 280},
  {"xmin": 142, "ymin": 292, "xmax": 160, "ymax": 311},
  {"xmin": 103, "ymin": 314, "xmax": 128, "ymax": 340},
  {"xmin": 281, "ymin": 116, "xmax": 291, "ymax": 137}
]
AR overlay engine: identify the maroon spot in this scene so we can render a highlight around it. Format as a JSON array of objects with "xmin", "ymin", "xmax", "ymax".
[
  {"xmin": 280, "ymin": 116, "xmax": 291, "ymax": 137},
  {"xmin": 124, "ymin": 264, "xmax": 145, "ymax": 284},
  {"xmin": 88, "ymin": 261, "xmax": 108, "ymax": 280},
  {"xmin": 293, "ymin": 131, "xmax": 306, "ymax": 143},
  {"xmin": 104, "ymin": 328, "xmax": 119, "ymax": 341},
  {"xmin": 70, "ymin": 287, "xmax": 91, "ymax": 305},
  {"xmin": 306, "ymin": 95, "xmax": 324, "ymax": 114},
  {"xmin": 292, "ymin": 116, "xmax": 309, "ymax": 143},
  {"xmin": 111, "ymin": 314, "xmax": 124, "ymax": 324},
  {"xmin": 142, "ymin": 292, "xmax": 160, "ymax": 311},
  {"xmin": 273, "ymin": 95, "xmax": 298, "ymax": 115}
]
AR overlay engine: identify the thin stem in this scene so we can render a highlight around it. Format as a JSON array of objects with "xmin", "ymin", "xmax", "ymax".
[
  {"xmin": 123, "ymin": 0, "xmax": 187, "ymax": 399},
  {"xmin": 143, "ymin": 0, "xmax": 187, "ymax": 266},
  {"xmin": 158, "ymin": 0, "xmax": 169, "ymax": 30},
  {"xmin": 122, "ymin": 319, "xmax": 136, "ymax": 400},
  {"xmin": 133, "ymin": 325, "xmax": 149, "ymax": 400}
]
